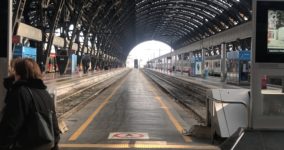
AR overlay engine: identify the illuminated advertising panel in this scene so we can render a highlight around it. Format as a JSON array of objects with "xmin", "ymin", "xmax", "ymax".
[
  {"xmin": 267, "ymin": 10, "xmax": 284, "ymax": 53},
  {"xmin": 255, "ymin": 1, "xmax": 284, "ymax": 62}
]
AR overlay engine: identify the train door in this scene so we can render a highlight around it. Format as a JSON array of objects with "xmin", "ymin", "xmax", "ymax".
[
  {"xmin": 190, "ymin": 56, "xmax": 195, "ymax": 76},
  {"xmin": 239, "ymin": 51, "xmax": 251, "ymax": 84},
  {"xmin": 227, "ymin": 59, "xmax": 239, "ymax": 84},
  {"xmin": 195, "ymin": 57, "xmax": 202, "ymax": 76},
  {"xmin": 239, "ymin": 60, "xmax": 249, "ymax": 82}
]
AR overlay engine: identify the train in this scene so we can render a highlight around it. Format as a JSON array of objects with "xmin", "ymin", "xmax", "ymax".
[
  {"xmin": 205, "ymin": 55, "xmax": 221, "ymax": 77},
  {"xmin": 169, "ymin": 55, "xmax": 221, "ymax": 77},
  {"xmin": 134, "ymin": 59, "xmax": 138, "ymax": 68},
  {"xmin": 149, "ymin": 50, "xmax": 283, "ymax": 87}
]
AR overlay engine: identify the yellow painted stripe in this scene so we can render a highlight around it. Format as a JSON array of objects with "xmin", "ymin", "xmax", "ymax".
[
  {"xmin": 155, "ymin": 96, "xmax": 192, "ymax": 142},
  {"xmin": 60, "ymin": 143, "xmax": 129, "ymax": 148},
  {"xmin": 59, "ymin": 143, "xmax": 220, "ymax": 149},
  {"xmin": 143, "ymin": 75, "xmax": 192, "ymax": 142},
  {"xmin": 68, "ymin": 76, "xmax": 128, "ymax": 141}
]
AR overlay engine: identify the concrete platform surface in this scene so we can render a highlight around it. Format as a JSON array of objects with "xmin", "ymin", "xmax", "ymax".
[{"xmin": 58, "ymin": 69, "xmax": 219, "ymax": 150}]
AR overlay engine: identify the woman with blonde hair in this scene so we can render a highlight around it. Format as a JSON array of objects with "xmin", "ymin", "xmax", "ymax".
[{"xmin": 0, "ymin": 58, "xmax": 60, "ymax": 150}]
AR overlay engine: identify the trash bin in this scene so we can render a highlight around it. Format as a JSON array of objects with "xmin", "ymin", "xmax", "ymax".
[{"xmin": 261, "ymin": 75, "xmax": 267, "ymax": 89}]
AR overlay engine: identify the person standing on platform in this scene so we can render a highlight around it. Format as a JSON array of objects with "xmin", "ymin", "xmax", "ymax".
[
  {"xmin": 82, "ymin": 53, "xmax": 91, "ymax": 74},
  {"xmin": 0, "ymin": 58, "xmax": 60, "ymax": 150},
  {"xmin": 204, "ymin": 63, "xmax": 209, "ymax": 79},
  {"xmin": 40, "ymin": 61, "xmax": 45, "ymax": 73}
]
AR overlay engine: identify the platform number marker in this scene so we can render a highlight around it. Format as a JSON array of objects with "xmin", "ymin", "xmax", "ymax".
[{"xmin": 108, "ymin": 132, "xmax": 149, "ymax": 139}]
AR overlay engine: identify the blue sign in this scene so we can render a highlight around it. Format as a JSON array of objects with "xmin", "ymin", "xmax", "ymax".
[
  {"xmin": 227, "ymin": 51, "xmax": 239, "ymax": 59},
  {"xmin": 239, "ymin": 51, "xmax": 251, "ymax": 60},
  {"xmin": 227, "ymin": 51, "xmax": 251, "ymax": 60},
  {"xmin": 13, "ymin": 46, "xmax": 37, "ymax": 61},
  {"xmin": 23, "ymin": 47, "xmax": 36, "ymax": 56},
  {"xmin": 71, "ymin": 54, "xmax": 77, "ymax": 73}
]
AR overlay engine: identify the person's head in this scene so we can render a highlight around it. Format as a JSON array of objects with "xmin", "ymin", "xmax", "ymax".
[{"xmin": 13, "ymin": 58, "xmax": 42, "ymax": 81}]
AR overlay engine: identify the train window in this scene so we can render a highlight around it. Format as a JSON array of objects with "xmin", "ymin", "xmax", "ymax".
[
  {"xmin": 214, "ymin": 61, "xmax": 220, "ymax": 67},
  {"xmin": 183, "ymin": 53, "xmax": 189, "ymax": 60}
]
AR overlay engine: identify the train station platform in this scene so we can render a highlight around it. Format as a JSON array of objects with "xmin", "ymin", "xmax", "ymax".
[
  {"xmin": 58, "ymin": 69, "xmax": 219, "ymax": 150},
  {"xmin": 42, "ymin": 68, "xmax": 127, "ymax": 97},
  {"xmin": 151, "ymin": 69, "xmax": 249, "ymax": 89},
  {"xmin": 43, "ymin": 69, "xmax": 110, "ymax": 83}
]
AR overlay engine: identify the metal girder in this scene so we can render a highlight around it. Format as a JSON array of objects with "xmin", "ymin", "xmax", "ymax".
[
  {"xmin": 78, "ymin": 1, "xmax": 105, "ymax": 56},
  {"xmin": 67, "ymin": 0, "xmax": 88, "ymax": 51},
  {"xmin": 137, "ymin": 20, "xmax": 191, "ymax": 40},
  {"xmin": 136, "ymin": 9, "xmax": 217, "ymax": 30},
  {"xmin": 12, "ymin": 0, "xmax": 27, "ymax": 33},
  {"xmin": 135, "ymin": 2, "xmax": 233, "ymax": 46},
  {"xmin": 137, "ymin": 15, "xmax": 208, "ymax": 36},
  {"xmin": 136, "ymin": 18, "xmax": 205, "ymax": 47},
  {"xmin": 86, "ymin": 0, "xmax": 134, "ymax": 59},
  {"xmin": 44, "ymin": 0, "xmax": 65, "ymax": 65},
  {"xmin": 16, "ymin": 0, "xmax": 252, "ymax": 65},
  {"xmin": 136, "ymin": 0, "xmax": 230, "ymax": 27}
]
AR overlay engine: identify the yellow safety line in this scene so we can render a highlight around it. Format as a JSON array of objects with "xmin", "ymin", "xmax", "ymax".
[
  {"xmin": 143, "ymin": 75, "xmax": 192, "ymax": 143},
  {"xmin": 59, "ymin": 143, "xmax": 219, "ymax": 149},
  {"xmin": 69, "ymin": 76, "xmax": 128, "ymax": 141}
]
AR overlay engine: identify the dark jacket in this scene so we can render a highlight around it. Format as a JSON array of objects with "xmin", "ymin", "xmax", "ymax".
[
  {"xmin": 82, "ymin": 54, "xmax": 91, "ymax": 66},
  {"xmin": 0, "ymin": 79, "xmax": 60, "ymax": 150},
  {"xmin": 3, "ymin": 76, "xmax": 15, "ymax": 104}
]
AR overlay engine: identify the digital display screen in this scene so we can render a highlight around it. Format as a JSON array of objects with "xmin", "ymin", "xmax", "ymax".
[
  {"xmin": 267, "ymin": 10, "xmax": 284, "ymax": 53},
  {"xmin": 255, "ymin": 1, "xmax": 284, "ymax": 63}
]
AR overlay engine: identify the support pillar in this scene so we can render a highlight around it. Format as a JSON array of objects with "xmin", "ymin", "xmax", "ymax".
[
  {"xmin": 181, "ymin": 53, "xmax": 184, "ymax": 74},
  {"xmin": 201, "ymin": 48, "xmax": 205, "ymax": 78},
  {"xmin": 0, "ymin": 0, "xmax": 12, "ymax": 117},
  {"xmin": 189, "ymin": 52, "xmax": 193, "ymax": 76},
  {"xmin": 221, "ymin": 43, "xmax": 227, "ymax": 82}
]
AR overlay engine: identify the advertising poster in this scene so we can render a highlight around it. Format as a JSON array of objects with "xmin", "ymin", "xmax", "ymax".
[
  {"xmin": 267, "ymin": 10, "xmax": 284, "ymax": 53},
  {"xmin": 195, "ymin": 62, "xmax": 202, "ymax": 75},
  {"xmin": 71, "ymin": 54, "xmax": 77, "ymax": 73}
]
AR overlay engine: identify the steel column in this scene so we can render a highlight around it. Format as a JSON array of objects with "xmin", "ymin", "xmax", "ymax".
[
  {"xmin": 44, "ymin": 0, "xmax": 65, "ymax": 66},
  {"xmin": 0, "ymin": 0, "xmax": 12, "ymax": 117}
]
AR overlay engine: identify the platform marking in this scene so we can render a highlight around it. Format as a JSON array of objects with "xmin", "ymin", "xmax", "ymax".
[
  {"xmin": 59, "ymin": 143, "xmax": 219, "ymax": 149},
  {"xmin": 142, "ymin": 74, "xmax": 192, "ymax": 143},
  {"xmin": 108, "ymin": 132, "xmax": 149, "ymax": 139},
  {"xmin": 68, "ymin": 76, "xmax": 128, "ymax": 141}
]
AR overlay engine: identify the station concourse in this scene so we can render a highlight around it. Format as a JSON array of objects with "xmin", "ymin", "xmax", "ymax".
[{"xmin": 1, "ymin": 0, "xmax": 284, "ymax": 150}]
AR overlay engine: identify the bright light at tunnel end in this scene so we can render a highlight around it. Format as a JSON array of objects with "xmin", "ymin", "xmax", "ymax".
[{"xmin": 126, "ymin": 40, "xmax": 172, "ymax": 68}]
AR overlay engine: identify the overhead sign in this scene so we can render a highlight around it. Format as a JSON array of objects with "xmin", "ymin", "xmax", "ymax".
[
  {"xmin": 17, "ymin": 23, "xmax": 42, "ymax": 41},
  {"xmin": 46, "ymin": 33, "xmax": 64, "ymax": 48},
  {"xmin": 72, "ymin": 43, "xmax": 78, "ymax": 51},
  {"xmin": 108, "ymin": 132, "xmax": 149, "ymax": 140}
]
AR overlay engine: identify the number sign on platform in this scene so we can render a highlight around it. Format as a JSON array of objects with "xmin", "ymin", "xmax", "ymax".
[{"xmin": 108, "ymin": 132, "xmax": 149, "ymax": 139}]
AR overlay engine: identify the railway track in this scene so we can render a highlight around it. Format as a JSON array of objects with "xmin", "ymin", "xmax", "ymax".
[
  {"xmin": 143, "ymin": 69, "xmax": 209, "ymax": 123},
  {"xmin": 56, "ymin": 70, "xmax": 130, "ymax": 119}
]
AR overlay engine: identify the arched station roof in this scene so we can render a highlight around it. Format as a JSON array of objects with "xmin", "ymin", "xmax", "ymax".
[{"xmin": 14, "ymin": 0, "xmax": 252, "ymax": 61}]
